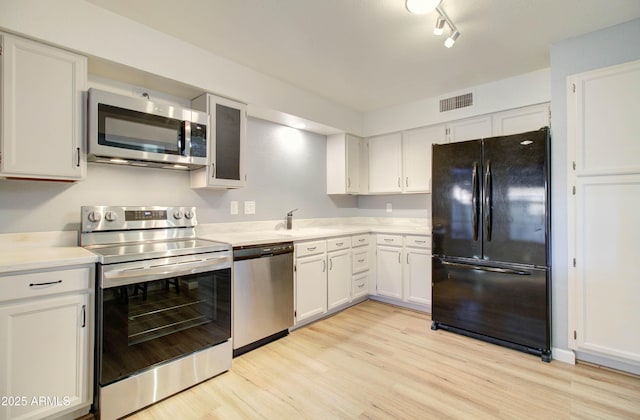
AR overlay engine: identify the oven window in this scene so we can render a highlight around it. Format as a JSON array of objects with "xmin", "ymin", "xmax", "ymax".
[
  {"xmin": 98, "ymin": 104, "xmax": 184, "ymax": 155},
  {"xmin": 99, "ymin": 268, "xmax": 231, "ymax": 386}
]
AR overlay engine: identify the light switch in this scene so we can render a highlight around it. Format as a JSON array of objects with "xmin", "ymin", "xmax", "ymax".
[
  {"xmin": 244, "ymin": 201, "xmax": 256, "ymax": 215},
  {"xmin": 230, "ymin": 201, "xmax": 238, "ymax": 215}
]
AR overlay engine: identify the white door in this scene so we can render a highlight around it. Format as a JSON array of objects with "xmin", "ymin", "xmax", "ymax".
[
  {"xmin": 376, "ymin": 246, "xmax": 403, "ymax": 299},
  {"xmin": 0, "ymin": 293, "xmax": 89, "ymax": 420},
  {"xmin": 327, "ymin": 250, "xmax": 351, "ymax": 310},
  {"xmin": 295, "ymin": 254, "xmax": 327, "ymax": 322},
  {"xmin": 368, "ymin": 133, "xmax": 402, "ymax": 193},
  {"xmin": 402, "ymin": 125, "xmax": 446, "ymax": 193},
  {"xmin": 404, "ymin": 248, "xmax": 431, "ymax": 307},
  {"xmin": 568, "ymin": 59, "xmax": 640, "ymax": 367},
  {"xmin": 0, "ymin": 34, "xmax": 86, "ymax": 180}
]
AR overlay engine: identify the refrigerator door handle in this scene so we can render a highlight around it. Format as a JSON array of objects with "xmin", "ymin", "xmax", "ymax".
[
  {"xmin": 484, "ymin": 159, "xmax": 492, "ymax": 242},
  {"xmin": 442, "ymin": 260, "xmax": 531, "ymax": 276},
  {"xmin": 472, "ymin": 162, "xmax": 479, "ymax": 241}
]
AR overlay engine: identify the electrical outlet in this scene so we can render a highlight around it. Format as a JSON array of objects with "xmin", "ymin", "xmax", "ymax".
[
  {"xmin": 230, "ymin": 201, "xmax": 238, "ymax": 215},
  {"xmin": 386, "ymin": 202, "xmax": 392, "ymax": 213},
  {"xmin": 244, "ymin": 201, "xmax": 256, "ymax": 215}
]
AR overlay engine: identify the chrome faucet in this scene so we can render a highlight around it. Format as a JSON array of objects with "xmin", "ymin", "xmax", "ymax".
[{"xmin": 286, "ymin": 208, "xmax": 299, "ymax": 230}]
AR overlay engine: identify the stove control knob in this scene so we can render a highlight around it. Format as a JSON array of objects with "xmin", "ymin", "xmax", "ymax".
[
  {"xmin": 88, "ymin": 211, "xmax": 102, "ymax": 223},
  {"xmin": 184, "ymin": 210, "xmax": 194, "ymax": 220},
  {"xmin": 173, "ymin": 210, "xmax": 184, "ymax": 220},
  {"xmin": 105, "ymin": 211, "xmax": 117, "ymax": 222}
]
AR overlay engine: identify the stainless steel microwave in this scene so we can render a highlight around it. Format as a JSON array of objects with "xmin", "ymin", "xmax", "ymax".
[{"xmin": 88, "ymin": 89, "xmax": 208, "ymax": 169}]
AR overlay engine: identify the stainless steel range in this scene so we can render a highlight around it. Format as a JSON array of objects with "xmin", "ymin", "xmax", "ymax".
[{"xmin": 80, "ymin": 206, "xmax": 232, "ymax": 420}]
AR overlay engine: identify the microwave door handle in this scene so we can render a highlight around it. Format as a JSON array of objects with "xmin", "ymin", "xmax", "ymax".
[{"xmin": 181, "ymin": 121, "xmax": 190, "ymax": 156}]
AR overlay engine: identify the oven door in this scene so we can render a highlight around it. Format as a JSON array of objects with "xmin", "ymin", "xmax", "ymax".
[{"xmin": 97, "ymin": 262, "xmax": 231, "ymax": 386}]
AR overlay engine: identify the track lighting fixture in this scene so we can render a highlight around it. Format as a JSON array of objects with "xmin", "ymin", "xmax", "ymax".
[
  {"xmin": 433, "ymin": 16, "xmax": 446, "ymax": 36},
  {"xmin": 406, "ymin": 0, "xmax": 460, "ymax": 48},
  {"xmin": 444, "ymin": 30, "xmax": 460, "ymax": 48}
]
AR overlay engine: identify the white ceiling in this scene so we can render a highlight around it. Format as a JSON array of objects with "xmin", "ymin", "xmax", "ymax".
[{"xmin": 86, "ymin": 0, "xmax": 640, "ymax": 113}]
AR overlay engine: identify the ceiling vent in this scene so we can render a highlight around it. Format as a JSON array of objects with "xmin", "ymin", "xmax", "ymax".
[{"xmin": 439, "ymin": 92, "xmax": 473, "ymax": 112}]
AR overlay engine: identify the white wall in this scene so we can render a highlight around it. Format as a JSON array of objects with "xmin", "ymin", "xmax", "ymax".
[
  {"xmin": 0, "ymin": 0, "xmax": 362, "ymax": 135},
  {"xmin": 0, "ymin": 117, "xmax": 359, "ymax": 233},
  {"xmin": 362, "ymin": 68, "xmax": 550, "ymax": 137},
  {"xmin": 549, "ymin": 18, "xmax": 640, "ymax": 354}
]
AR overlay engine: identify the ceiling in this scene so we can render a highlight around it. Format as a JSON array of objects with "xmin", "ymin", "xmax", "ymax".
[{"xmin": 86, "ymin": 0, "xmax": 640, "ymax": 113}]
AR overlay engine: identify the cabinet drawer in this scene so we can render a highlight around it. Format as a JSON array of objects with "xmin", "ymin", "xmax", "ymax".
[
  {"xmin": 295, "ymin": 240, "xmax": 327, "ymax": 257},
  {"xmin": 352, "ymin": 248, "xmax": 369, "ymax": 273},
  {"xmin": 351, "ymin": 234, "xmax": 369, "ymax": 247},
  {"xmin": 376, "ymin": 234, "xmax": 402, "ymax": 246},
  {"xmin": 327, "ymin": 236, "xmax": 351, "ymax": 252},
  {"xmin": 405, "ymin": 235, "xmax": 431, "ymax": 249},
  {"xmin": 0, "ymin": 266, "xmax": 91, "ymax": 303},
  {"xmin": 352, "ymin": 272, "xmax": 368, "ymax": 298}
]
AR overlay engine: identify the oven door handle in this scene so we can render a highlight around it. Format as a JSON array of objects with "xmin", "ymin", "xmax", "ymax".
[{"xmin": 102, "ymin": 256, "xmax": 231, "ymax": 288}]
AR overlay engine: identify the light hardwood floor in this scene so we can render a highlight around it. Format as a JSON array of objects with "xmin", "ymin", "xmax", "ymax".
[{"xmin": 126, "ymin": 300, "xmax": 640, "ymax": 419}]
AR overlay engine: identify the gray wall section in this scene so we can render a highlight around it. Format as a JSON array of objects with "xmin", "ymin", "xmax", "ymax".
[
  {"xmin": 0, "ymin": 117, "xmax": 359, "ymax": 233},
  {"xmin": 549, "ymin": 18, "xmax": 640, "ymax": 351}
]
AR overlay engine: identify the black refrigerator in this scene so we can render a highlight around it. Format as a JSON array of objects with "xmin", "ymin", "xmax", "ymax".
[{"xmin": 431, "ymin": 127, "xmax": 551, "ymax": 362}]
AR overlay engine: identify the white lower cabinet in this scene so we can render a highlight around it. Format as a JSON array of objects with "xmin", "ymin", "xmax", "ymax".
[
  {"xmin": 295, "ymin": 249, "xmax": 328, "ymax": 323},
  {"xmin": 295, "ymin": 235, "xmax": 371, "ymax": 327},
  {"xmin": 374, "ymin": 234, "xmax": 431, "ymax": 311},
  {"xmin": 0, "ymin": 266, "xmax": 93, "ymax": 420},
  {"xmin": 327, "ymin": 249, "xmax": 351, "ymax": 310}
]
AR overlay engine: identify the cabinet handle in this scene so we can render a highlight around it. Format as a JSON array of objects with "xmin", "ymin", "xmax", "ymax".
[
  {"xmin": 406, "ymin": 177, "xmax": 409, "ymax": 187},
  {"xmin": 322, "ymin": 260, "xmax": 326, "ymax": 272},
  {"xmin": 398, "ymin": 253, "xmax": 401, "ymax": 264},
  {"xmin": 307, "ymin": 246, "xmax": 317, "ymax": 251},
  {"xmin": 329, "ymin": 258, "xmax": 333, "ymax": 270},
  {"xmin": 358, "ymin": 239, "xmax": 365, "ymax": 243},
  {"xmin": 358, "ymin": 259, "xmax": 365, "ymax": 263},
  {"xmin": 336, "ymin": 242, "xmax": 344, "ymax": 246},
  {"xmin": 347, "ymin": 177, "xmax": 351, "ymax": 188},
  {"xmin": 397, "ymin": 177, "xmax": 401, "ymax": 187},
  {"xmin": 415, "ymin": 240, "xmax": 426, "ymax": 244},
  {"xmin": 407, "ymin": 254, "xmax": 410, "ymax": 264},
  {"xmin": 29, "ymin": 280, "xmax": 62, "ymax": 288},
  {"xmin": 211, "ymin": 163, "xmax": 216, "ymax": 178},
  {"xmin": 81, "ymin": 304, "xmax": 86, "ymax": 328},
  {"xmin": 384, "ymin": 238, "xmax": 394, "ymax": 243},
  {"xmin": 76, "ymin": 147, "xmax": 81, "ymax": 167}
]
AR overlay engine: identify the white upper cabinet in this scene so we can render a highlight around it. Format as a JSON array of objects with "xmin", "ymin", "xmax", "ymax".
[
  {"xmin": 492, "ymin": 103, "xmax": 550, "ymax": 137},
  {"xmin": 327, "ymin": 133, "xmax": 362, "ymax": 194},
  {"xmin": 190, "ymin": 93, "xmax": 247, "ymax": 189},
  {"xmin": 0, "ymin": 33, "xmax": 87, "ymax": 180},
  {"xmin": 446, "ymin": 115, "xmax": 492, "ymax": 143},
  {"xmin": 368, "ymin": 133, "xmax": 403, "ymax": 194},
  {"xmin": 402, "ymin": 125, "xmax": 446, "ymax": 193}
]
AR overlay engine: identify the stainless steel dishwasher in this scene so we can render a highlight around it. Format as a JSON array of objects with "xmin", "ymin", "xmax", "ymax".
[{"xmin": 232, "ymin": 242, "xmax": 294, "ymax": 356}]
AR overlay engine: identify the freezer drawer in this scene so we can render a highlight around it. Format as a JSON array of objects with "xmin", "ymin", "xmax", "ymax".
[{"xmin": 432, "ymin": 257, "xmax": 550, "ymax": 356}]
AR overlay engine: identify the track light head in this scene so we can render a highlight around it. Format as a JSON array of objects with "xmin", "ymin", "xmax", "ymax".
[
  {"xmin": 405, "ymin": 0, "xmax": 442, "ymax": 15},
  {"xmin": 444, "ymin": 30, "xmax": 460, "ymax": 48},
  {"xmin": 433, "ymin": 16, "xmax": 446, "ymax": 36}
]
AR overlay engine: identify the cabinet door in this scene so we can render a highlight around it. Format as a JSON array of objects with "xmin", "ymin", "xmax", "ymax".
[
  {"xmin": 404, "ymin": 247, "xmax": 431, "ymax": 306},
  {"xmin": 295, "ymin": 254, "xmax": 327, "ymax": 322},
  {"xmin": 492, "ymin": 103, "xmax": 550, "ymax": 136},
  {"xmin": 376, "ymin": 246, "xmax": 403, "ymax": 299},
  {"xmin": 345, "ymin": 134, "xmax": 361, "ymax": 193},
  {"xmin": 0, "ymin": 293, "xmax": 90, "ymax": 420},
  {"xmin": 190, "ymin": 94, "xmax": 246, "ymax": 189},
  {"xmin": 447, "ymin": 116, "xmax": 492, "ymax": 143},
  {"xmin": 368, "ymin": 133, "xmax": 402, "ymax": 193},
  {"xmin": 402, "ymin": 125, "xmax": 446, "ymax": 193},
  {"xmin": 0, "ymin": 34, "xmax": 86, "ymax": 180},
  {"xmin": 327, "ymin": 250, "xmax": 351, "ymax": 310}
]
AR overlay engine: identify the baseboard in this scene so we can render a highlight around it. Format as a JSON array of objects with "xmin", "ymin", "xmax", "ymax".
[{"xmin": 552, "ymin": 347, "xmax": 576, "ymax": 365}]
